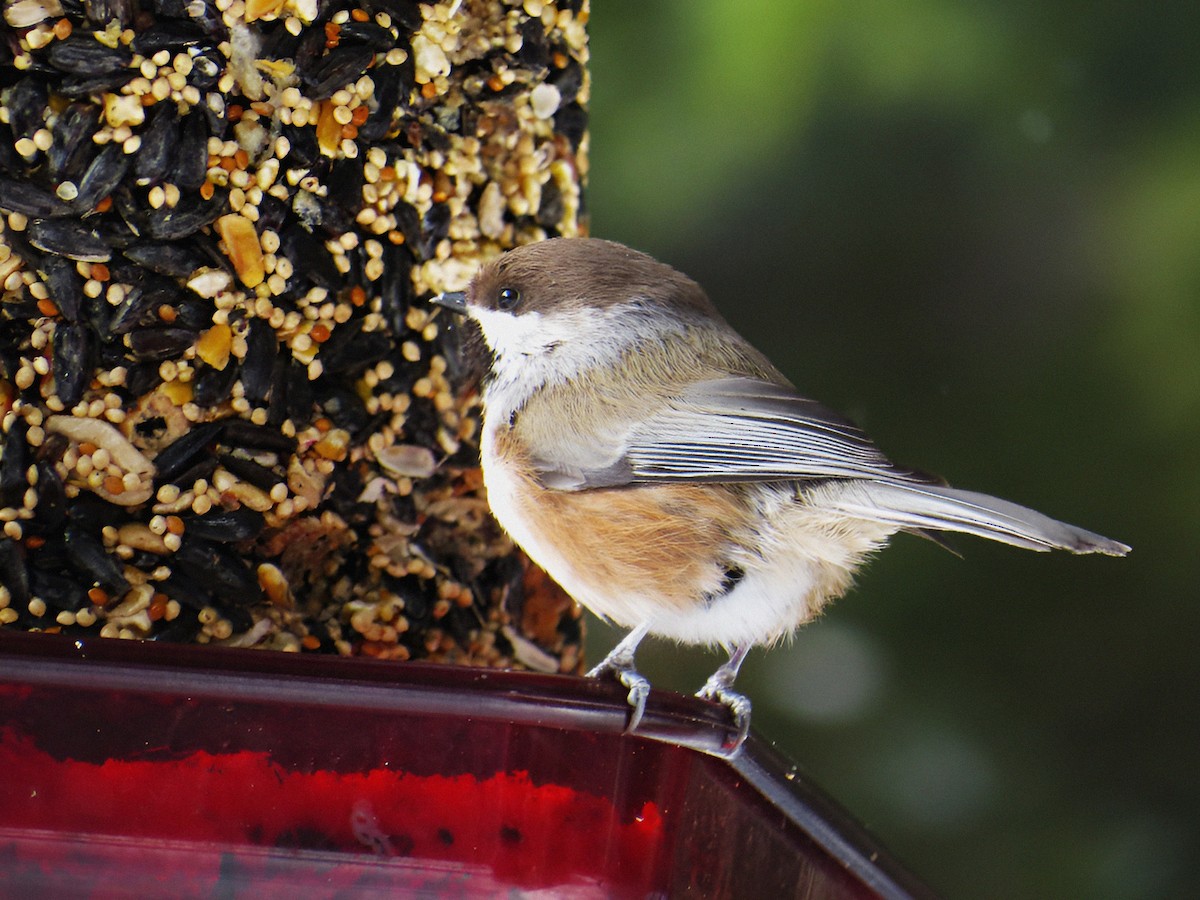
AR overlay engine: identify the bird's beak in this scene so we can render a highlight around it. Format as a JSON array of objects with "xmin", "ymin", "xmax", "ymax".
[{"xmin": 430, "ymin": 291, "xmax": 468, "ymax": 314}]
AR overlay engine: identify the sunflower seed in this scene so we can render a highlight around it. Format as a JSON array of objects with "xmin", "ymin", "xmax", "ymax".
[
  {"xmin": 181, "ymin": 507, "xmax": 265, "ymax": 542},
  {"xmin": 73, "ymin": 142, "xmax": 132, "ymax": 211},
  {"xmin": 52, "ymin": 321, "xmax": 93, "ymax": 406},
  {"xmin": 173, "ymin": 537, "xmax": 260, "ymax": 604},
  {"xmin": 152, "ymin": 419, "xmax": 225, "ymax": 483},
  {"xmin": 48, "ymin": 35, "xmax": 133, "ymax": 76},
  {"xmin": 28, "ymin": 219, "xmax": 110, "ymax": 262},
  {"xmin": 65, "ymin": 524, "xmax": 130, "ymax": 594},
  {"xmin": 0, "ymin": 178, "xmax": 71, "ymax": 217},
  {"xmin": 127, "ymin": 327, "xmax": 195, "ymax": 361}
]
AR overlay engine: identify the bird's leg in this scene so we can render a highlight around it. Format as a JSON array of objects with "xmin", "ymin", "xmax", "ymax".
[
  {"xmin": 697, "ymin": 644, "xmax": 752, "ymax": 756},
  {"xmin": 587, "ymin": 621, "xmax": 652, "ymax": 733}
]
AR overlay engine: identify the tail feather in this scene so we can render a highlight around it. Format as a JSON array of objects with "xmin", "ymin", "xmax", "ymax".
[{"xmin": 834, "ymin": 481, "xmax": 1130, "ymax": 556}]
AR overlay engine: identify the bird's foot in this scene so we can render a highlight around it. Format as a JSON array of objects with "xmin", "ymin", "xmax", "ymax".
[
  {"xmin": 586, "ymin": 623, "xmax": 652, "ymax": 733},
  {"xmin": 697, "ymin": 673, "xmax": 752, "ymax": 758},
  {"xmin": 588, "ymin": 657, "xmax": 651, "ymax": 733}
]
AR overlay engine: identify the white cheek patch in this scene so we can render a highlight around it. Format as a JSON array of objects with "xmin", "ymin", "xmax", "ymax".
[
  {"xmin": 471, "ymin": 307, "xmax": 546, "ymax": 357},
  {"xmin": 469, "ymin": 301, "xmax": 669, "ymax": 422}
]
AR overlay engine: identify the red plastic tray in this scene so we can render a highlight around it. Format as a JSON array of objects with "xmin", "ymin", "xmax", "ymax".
[{"xmin": 0, "ymin": 632, "xmax": 929, "ymax": 898}]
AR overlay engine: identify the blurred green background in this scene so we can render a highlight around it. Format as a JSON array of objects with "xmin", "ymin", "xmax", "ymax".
[{"xmin": 583, "ymin": 2, "xmax": 1198, "ymax": 896}]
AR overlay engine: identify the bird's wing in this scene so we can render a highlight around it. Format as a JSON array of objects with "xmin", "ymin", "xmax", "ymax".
[
  {"xmin": 525, "ymin": 375, "xmax": 1130, "ymax": 556},
  {"xmin": 531, "ymin": 375, "xmax": 919, "ymax": 489}
]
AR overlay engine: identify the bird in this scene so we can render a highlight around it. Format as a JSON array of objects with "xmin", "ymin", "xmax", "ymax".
[{"xmin": 431, "ymin": 237, "xmax": 1129, "ymax": 756}]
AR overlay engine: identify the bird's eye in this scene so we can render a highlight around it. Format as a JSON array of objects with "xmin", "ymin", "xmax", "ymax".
[{"xmin": 497, "ymin": 287, "xmax": 520, "ymax": 310}]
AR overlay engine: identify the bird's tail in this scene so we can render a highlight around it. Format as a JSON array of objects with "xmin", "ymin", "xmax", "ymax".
[{"xmin": 831, "ymin": 481, "xmax": 1130, "ymax": 556}]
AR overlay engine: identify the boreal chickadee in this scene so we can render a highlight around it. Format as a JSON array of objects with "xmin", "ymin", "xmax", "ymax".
[{"xmin": 432, "ymin": 238, "xmax": 1128, "ymax": 756}]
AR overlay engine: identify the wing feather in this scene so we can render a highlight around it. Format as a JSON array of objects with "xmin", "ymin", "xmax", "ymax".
[{"xmin": 621, "ymin": 376, "xmax": 915, "ymax": 484}]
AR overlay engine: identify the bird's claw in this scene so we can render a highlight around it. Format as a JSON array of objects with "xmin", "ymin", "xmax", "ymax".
[
  {"xmin": 617, "ymin": 669, "xmax": 650, "ymax": 733},
  {"xmin": 588, "ymin": 660, "xmax": 651, "ymax": 734},
  {"xmin": 697, "ymin": 676, "xmax": 752, "ymax": 758}
]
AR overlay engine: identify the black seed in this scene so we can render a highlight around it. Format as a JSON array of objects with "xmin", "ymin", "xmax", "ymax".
[
  {"xmin": 536, "ymin": 176, "xmax": 564, "ymax": 230},
  {"xmin": 339, "ymin": 21, "xmax": 397, "ymax": 49},
  {"xmin": 554, "ymin": 102, "xmax": 588, "ymax": 151},
  {"xmin": 125, "ymin": 188, "xmax": 228, "ymax": 241},
  {"xmin": 317, "ymin": 382, "xmax": 369, "ymax": 435},
  {"xmin": 64, "ymin": 491, "xmax": 122, "ymax": 527},
  {"xmin": 107, "ymin": 286, "xmax": 159, "ymax": 336},
  {"xmin": 7, "ymin": 78, "xmax": 49, "ymax": 141},
  {"xmin": 39, "ymin": 256, "xmax": 84, "ymax": 322},
  {"xmin": 267, "ymin": 355, "xmax": 290, "ymax": 427},
  {"xmin": 548, "ymin": 56, "xmax": 584, "ymax": 105},
  {"xmin": 48, "ymin": 35, "xmax": 133, "ymax": 76},
  {"xmin": 152, "ymin": 419, "xmax": 226, "ymax": 483},
  {"xmin": 279, "ymin": 226, "xmax": 340, "ymax": 289},
  {"xmin": 94, "ymin": 215, "xmax": 140, "ymax": 250},
  {"xmin": 0, "ymin": 538, "xmax": 30, "ymax": 606},
  {"xmin": 104, "ymin": 269, "xmax": 185, "ymax": 336},
  {"xmin": 365, "ymin": 0, "xmax": 422, "ymax": 30},
  {"xmin": 162, "ymin": 574, "xmax": 217, "ymax": 611},
  {"xmin": 358, "ymin": 62, "xmax": 408, "ymax": 142},
  {"xmin": 379, "ymin": 241, "xmax": 413, "ymax": 333},
  {"xmin": 254, "ymin": 193, "xmax": 290, "ymax": 233},
  {"xmin": 149, "ymin": 611, "xmax": 203, "ymax": 642},
  {"xmin": 170, "ymin": 111, "xmax": 209, "ymax": 190},
  {"xmin": 223, "ymin": 604, "xmax": 255, "ymax": 634},
  {"xmin": 172, "ymin": 299, "xmax": 215, "ymax": 332},
  {"xmin": 65, "ymin": 525, "xmax": 130, "ymax": 594},
  {"xmin": 292, "ymin": 24, "xmax": 329, "ymax": 78},
  {"xmin": 135, "ymin": 104, "xmax": 181, "ymax": 184},
  {"xmin": 0, "ymin": 422, "xmax": 29, "ymax": 507},
  {"xmin": 280, "ymin": 123, "xmax": 319, "ymax": 167},
  {"xmin": 57, "ymin": 70, "xmax": 138, "ymax": 98},
  {"xmin": 258, "ymin": 21, "xmax": 302, "ymax": 61},
  {"xmin": 310, "ymin": 193, "xmax": 354, "ymax": 238},
  {"xmin": 127, "ymin": 327, "xmax": 195, "ymax": 361},
  {"xmin": 173, "ymin": 537, "xmax": 260, "ymax": 604},
  {"xmin": 0, "ymin": 178, "xmax": 71, "ymax": 218},
  {"xmin": 29, "ymin": 460, "xmax": 68, "ymax": 533},
  {"xmin": 221, "ymin": 418, "xmax": 297, "ymax": 453},
  {"xmin": 518, "ymin": 17, "xmax": 549, "ymax": 69},
  {"xmin": 131, "ymin": 21, "xmax": 210, "ymax": 54},
  {"xmin": 152, "ymin": 0, "xmax": 225, "ymax": 37},
  {"xmin": 123, "ymin": 241, "xmax": 206, "ymax": 278},
  {"xmin": 29, "ymin": 567, "xmax": 88, "ymax": 611},
  {"xmin": 27, "ymin": 219, "xmax": 111, "ymax": 262},
  {"xmin": 192, "ymin": 360, "xmax": 238, "ymax": 406},
  {"xmin": 283, "ymin": 358, "xmax": 314, "ymax": 425},
  {"xmin": 418, "ymin": 202, "xmax": 450, "ymax": 258},
  {"xmin": 181, "ymin": 507, "xmax": 265, "ymax": 542},
  {"xmin": 321, "ymin": 320, "xmax": 391, "ymax": 377},
  {"xmin": 305, "ymin": 44, "xmax": 376, "ymax": 100},
  {"xmin": 47, "ymin": 102, "xmax": 102, "ymax": 181},
  {"xmin": 170, "ymin": 454, "xmax": 220, "ymax": 489},
  {"xmin": 72, "ymin": 142, "xmax": 131, "ymax": 211},
  {"xmin": 386, "ymin": 578, "xmax": 429, "ymax": 619},
  {"xmin": 242, "ymin": 318, "xmax": 277, "ymax": 404},
  {"xmin": 0, "ymin": 128, "xmax": 21, "ymax": 177},
  {"xmin": 125, "ymin": 361, "xmax": 161, "ymax": 397},
  {"xmin": 417, "ymin": 118, "xmax": 453, "ymax": 154},
  {"xmin": 52, "ymin": 322, "xmax": 93, "ymax": 406},
  {"xmin": 390, "ymin": 201, "xmax": 422, "ymax": 248},
  {"xmin": 218, "ymin": 452, "xmax": 283, "ymax": 490},
  {"xmin": 1, "ymin": 293, "xmax": 43, "ymax": 322},
  {"xmin": 327, "ymin": 156, "xmax": 365, "ymax": 214}
]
